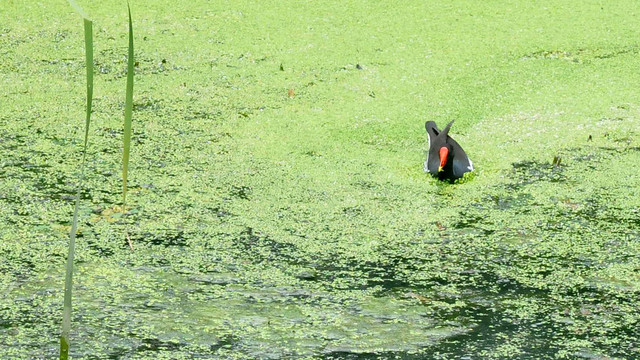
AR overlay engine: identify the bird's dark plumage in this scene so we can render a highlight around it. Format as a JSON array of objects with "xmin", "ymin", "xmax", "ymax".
[{"xmin": 424, "ymin": 120, "xmax": 473, "ymax": 181}]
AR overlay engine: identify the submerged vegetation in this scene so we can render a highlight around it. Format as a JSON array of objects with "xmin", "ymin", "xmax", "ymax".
[{"xmin": 1, "ymin": 1, "xmax": 640, "ymax": 359}]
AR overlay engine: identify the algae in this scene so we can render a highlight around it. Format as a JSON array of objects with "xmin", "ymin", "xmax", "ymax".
[{"xmin": 1, "ymin": 0, "xmax": 640, "ymax": 358}]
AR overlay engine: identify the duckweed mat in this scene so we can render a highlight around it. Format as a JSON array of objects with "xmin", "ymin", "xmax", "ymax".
[{"xmin": 1, "ymin": 1, "xmax": 639, "ymax": 358}]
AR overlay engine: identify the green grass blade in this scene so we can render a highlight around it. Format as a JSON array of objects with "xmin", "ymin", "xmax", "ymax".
[
  {"xmin": 83, "ymin": 18, "xmax": 94, "ymax": 148},
  {"xmin": 122, "ymin": 2, "xmax": 134, "ymax": 208},
  {"xmin": 60, "ymin": 3, "xmax": 93, "ymax": 360}
]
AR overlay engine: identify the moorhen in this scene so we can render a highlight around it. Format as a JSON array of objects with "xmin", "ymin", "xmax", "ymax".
[{"xmin": 424, "ymin": 120, "xmax": 474, "ymax": 181}]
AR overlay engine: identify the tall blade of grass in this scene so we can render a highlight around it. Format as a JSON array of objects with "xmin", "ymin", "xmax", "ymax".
[
  {"xmin": 60, "ymin": 1, "xmax": 93, "ymax": 359},
  {"xmin": 123, "ymin": 3, "xmax": 135, "ymax": 251},
  {"xmin": 122, "ymin": 2, "xmax": 134, "ymax": 209}
]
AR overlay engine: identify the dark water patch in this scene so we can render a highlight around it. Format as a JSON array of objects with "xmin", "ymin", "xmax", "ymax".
[
  {"xmin": 322, "ymin": 350, "xmax": 426, "ymax": 359},
  {"xmin": 236, "ymin": 106, "xmax": 254, "ymax": 118},
  {"xmin": 424, "ymin": 273, "xmax": 564, "ymax": 359},
  {"xmin": 596, "ymin": 145, "xmax": 640, "ymax": 154},
  {"xmin": 352, "ymin": 180, "xmax": 377, "ymax": 190},
  {"xmin": 429, "ymin": 245, "xmax": 640, "ymax": 358},
  {"xmin": 486, "ymin": 193, "xmax": 533, "ymax": 210},
  {"xmin": 550, "ymin": 194, "xmax": 635, "ymax": 232},
  {"xmin": 566, "ymin": 144, "xmax": 640, "ymax": 162},
  {"xmin": 622, "ymin": 145, "xmax": 640, "ymax": 152},
  {"xmin": 446, "ymin": 210, "xmax": 497, "ymax": 238},
  {"xmin": 355, "ymin": 259, "xmax": 415, "ymax": 290},
  {"xmin": 206, "ymin": 205, "xmax": 233, "ymax": 219},
  {"xmin": 571, "ymin": 199, "xmax": 612, "ymax": 223},
  {"xmin": 138, "ymin": 57, "xmax": 186, "ymax": 76},
  {"xmin": 133, "ymin": 97, "xmax": 162, "ymax": 112},
  {"xmin": 310, "ymin": 256, "xmax": 415, "ymax": 292},
  {"xmin": 294, "ymin": 269, "xmax": 317, "ymax": 280},
  {"xmin": 342, "ymin": 205, "xmax": 363, "ymax": 217},
  {"xmin": 429, "ymin": 308, "xmax": 563, "ymax": 359},
  {"xmin": 275, "ymin": 287, "xmax": 312, "ymax": 299},
  {"xmin": 97, "ymin": 126, "xmax": 123, "ymax": 138},
  {"xmin": 136, "ymin": 337, "xmax": 187, "ymax": 352},
  {"xmin": 593, "ymin": 45, "xmax": 640, "ymax": 59},
  {"xmin": 1, "ymin": 153, "xmax": 49, "ymax": 172},
  {"xmin": 230, "ymin": 185, "xmax": 251, "ymax": 200},
  {"xmin": 312, "ymin": 244, "xmax": 471, "ymax": 293},
  {"xmin": 572, "ymin": 153, "xmax": 598, "ymax": 163},
  {"xmin": 315, "ymin": 268, "xmax": 572, "ymax": 358},
  {"xmin": 235, "ymin": 227, "xmax": 298, "ymax": 264},
  {"xmin": 33, "ymin": 173, "xmax": 94, "ymax": 202},
  {"xmin": 102, "ymin": 54, "xmax": 186, "ymax": 80},
  {"xmin": 0, "ymin": 144, "xmax": 101, "ymax": 203},
  {"xmin": 452, "ymin": 212, "xmax": 486, "ymax": 229},
  {"xmin": 303, "ymin": 150, "xmax": 322, "ymax": 157},
  {"xmin": 19, "ymin": 163, "xmax": 52, "ymax": 172},
  {"xmin": 0, "ymin": 133, "xmax": 27, "ymax": 149},
  {"xmin": 85, "ymin": 237, "xmax": 116, "ymax": 257},
  {"xmin": 302, "ymin": 206, "xmax": 640, "ymax": 358},
  {"xmin": 131, "ymin": 230, "xmax": 189, "ymax": 247},
  {"xmin": 510, "ymin": 160, "xmax": 566, "ymax": 186},
  {"xmin": 478, "ymin": 271, "xmax": 548, "ymax": 297},
  {"xmin": 522, "ymin": 46, "xmax": 640, "ymax": 63},
  {"xmin": 185, "ymin": 110, "xmax": 223, "ymax": 122},
  {"xmin": 309, "ymin": 220, "xmax": 509, "ymax": 293},
  {"xmin": 0, "ymin": 251, "xmax": 36, "ymax": 279},
  {"xmin": 205, "ymin": 334, "xmax": 240, "ymax": 354},
  {"xmin": 189, "ymin": 273, "xmax": 241, "ymax": 286}
]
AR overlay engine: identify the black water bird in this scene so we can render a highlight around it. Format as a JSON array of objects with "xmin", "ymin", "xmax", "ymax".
[{"xmin": 424, "ymin": 120, "xmax": 474, "ymax": 181}]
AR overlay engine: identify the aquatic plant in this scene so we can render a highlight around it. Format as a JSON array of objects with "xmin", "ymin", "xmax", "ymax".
[
  {"xmin": 59, "ymin": 2, "xmax": 134, "ymax": 358},
  {"xmin": 59, "ymin": 1, "xmax": 92, "ymax": 358},
  {"xmin": 123, "ymin": 3, "xmax": 135, "ymax": 249}
]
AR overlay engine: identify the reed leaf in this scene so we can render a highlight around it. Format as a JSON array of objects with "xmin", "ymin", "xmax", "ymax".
[
  {"xmin": 60, "ymin": 1, "xmax": 93, "ymax": 359},
  {"xmin": 122, "ymin": 3, "xmax": 134, "ymax": 208}
]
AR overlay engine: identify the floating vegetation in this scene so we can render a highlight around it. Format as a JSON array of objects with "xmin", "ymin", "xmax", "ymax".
[{"xmin": 2, "ymin": 1, "xmax": 640, "ymax": 359}]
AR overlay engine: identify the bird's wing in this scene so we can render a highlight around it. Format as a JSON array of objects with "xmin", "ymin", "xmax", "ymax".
[{"xmin": 449, "ymin": 137, "xmax": 473, "ymax": 178}]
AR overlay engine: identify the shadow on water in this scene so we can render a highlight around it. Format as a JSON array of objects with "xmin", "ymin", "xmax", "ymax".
[
  {"xmin": 425, "ymin": 273, "xmax": 562, "ymax": 359},
  {"xmin": 104, "ymin": 333, "xmax": 237, "ymax": 359},
  {"xmin": 317, "ymin": 250, "xmax": 567, "ymax": 358},
  {"xmin": 321, "ymin": 351, "xmax": 428, "ymax": 360},
  {"xmin": 131, "ymin": 230, "xmax": 189, "ymax": 247},
  {"xmin": 235, "ymin": 226, "xmax": 299, "ymax": 264},
  {"xmin": 508, "ymin": 160, "xmax": 566, "ymax": 187}
]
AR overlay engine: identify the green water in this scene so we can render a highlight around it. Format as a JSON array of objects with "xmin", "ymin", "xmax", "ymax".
[{"xmin": 1, "ymin": 1, "xmax": 640, "ymax": 358}]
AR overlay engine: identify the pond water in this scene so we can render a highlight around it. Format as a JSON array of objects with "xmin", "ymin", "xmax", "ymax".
[{"xmin": 2, "ymin": 1, "xmax": 640, "ymax": 359}]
